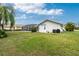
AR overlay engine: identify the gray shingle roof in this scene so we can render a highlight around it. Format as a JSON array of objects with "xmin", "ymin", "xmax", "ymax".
[{"xmin": 38, "ymin": 19, "xmax": 63, "ymax": 26}]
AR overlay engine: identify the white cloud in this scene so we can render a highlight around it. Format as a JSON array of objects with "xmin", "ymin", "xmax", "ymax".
[
  {"xmin": 15, "ymin": 14, "xmax": 27, "ymax": 19},
  {"xmin": 14, "ymin": 3, "xmax": 45, "ymax": 11},
  {"xmin": 14, "ymin": 3, "xmax": 64, "ymax": 16}
]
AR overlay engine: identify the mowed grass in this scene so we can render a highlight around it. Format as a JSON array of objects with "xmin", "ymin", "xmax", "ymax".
[{"xmin": 0, "ymin": 31, "xmax": 79, "ymax": 56}]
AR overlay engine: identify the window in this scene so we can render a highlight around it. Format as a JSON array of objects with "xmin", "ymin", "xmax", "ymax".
[{"xmin": 43, "ymin": 24, "xmax": 46, "ymax": 30}]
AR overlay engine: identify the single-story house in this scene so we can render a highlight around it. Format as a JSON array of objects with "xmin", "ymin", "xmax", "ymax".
[
  {"xmin": 22, "ymin": 20, "xmax": 64, "ymax": 33},
  {"xmin": 38, "ymin": 20, "xmax": 64, "ymax": 33}
]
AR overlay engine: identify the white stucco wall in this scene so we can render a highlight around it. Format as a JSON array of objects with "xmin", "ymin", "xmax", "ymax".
[{"xmin": 38, "ymin": 21, "xmax": 64, "ymax": 33}]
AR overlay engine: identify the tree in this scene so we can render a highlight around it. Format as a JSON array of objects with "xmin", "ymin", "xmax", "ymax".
[
  {"xmin": 0, "ymin": 5, "xmax": 15, "ymax": 30},
  {"xmin": 65, "ymin": 22, "xmax": 75, "ymax": 31}
]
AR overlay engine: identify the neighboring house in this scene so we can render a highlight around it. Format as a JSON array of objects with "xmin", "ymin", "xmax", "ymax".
[
  {"xmin": 38, "ymin": 20, "xmax": 64, "ymax": 33},
  {"xmin": 22, "ymin": 24, "xmax": 38, "ymax": 31},
  {"xmin": 0, "ymin": 24, "xmax": 22, "ymax": 30},
  {"xmin": 4, "ymin": 25, "xmax": 11, "ymax": 30},
  {"xmin": 74, "ymin": 23, "xmax": 79, "ymax": 30},
  {"xmin": 14, "ymin": 24, "xmax": 22, "ymax": 30},
  {"xmin": 75, "ymin": 23, "xmax": 79, "ymax": 27},
  {"xmin": 0, "ymin": 25, "xmax": 12, "ymax": 30}
]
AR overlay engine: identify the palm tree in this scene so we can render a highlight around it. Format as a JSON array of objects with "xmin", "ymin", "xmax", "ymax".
[{"xmin": 0, "ymin": 5, "xmax": 15, "ymax": 30}]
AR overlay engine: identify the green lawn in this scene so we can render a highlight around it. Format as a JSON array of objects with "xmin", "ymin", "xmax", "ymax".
[{"xmin": 0, "ymin": 31, "xmax": 79, "ymax": 56}]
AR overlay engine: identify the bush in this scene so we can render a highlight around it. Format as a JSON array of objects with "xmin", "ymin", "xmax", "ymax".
[
  {"xmin": 53, "ymin": 29, "xmax": 60, "ymax": 33},
  {"xmin": 65, "ymin": 22, "xmax": 75, "ymax": 31},
  {"xmin": 57, "ymin": 29, "xmax": 60, "ymax": 33},
  {"xmin": 0, "ymin": 30, "xmax": 7, "ymax": 38},
  {"xmin": 53, "ymin": 29, "xmax": 56, "ymax": 33},
  {"xmin": 31, "ymin": 27, "xmax": 37, "ymax": 32}
]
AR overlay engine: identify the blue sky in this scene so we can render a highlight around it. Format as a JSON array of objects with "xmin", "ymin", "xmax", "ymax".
[{"xmin": 4, "ymin": 3, "xmax": 79, "ymax": 25}]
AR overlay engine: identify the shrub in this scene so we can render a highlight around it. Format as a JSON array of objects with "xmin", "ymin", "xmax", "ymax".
[
  {"xmin": 53, "ymin": 29, "xmax": 60, "ymax": 33},
  {"xmin": 53, "ymin": 29, "xmax": 56, "ymax": 33},
  {"xmin": 57, "ymin": 29, "xmax": 60, "ymax": 33},
  {"xmin": 31, "ymin": 27, "xmax": 37, "ymax": 32},
  {"xmin": 0, "ymin": 30, "xmax": 7, "ymax": 38},
  {"xmin": 65, "ymin": 22, "xmax": 75, "ymax": 31}
]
